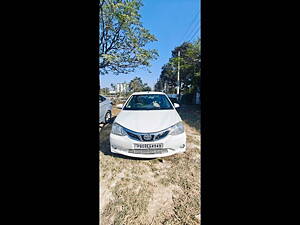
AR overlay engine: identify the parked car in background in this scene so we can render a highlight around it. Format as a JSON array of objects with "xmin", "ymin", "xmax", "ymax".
[
  {"xmin": 110, "ymin": 92, "xmax": 186, "ymax": 158},
  {"xmin": 168, "ymin": 97, "xmax": 180, "ymax": 106},
  {"xmin": 167, "ymin": 94, "xmax": 180, "ymax": 106},
  {"xmin": 99, "ymin": 95, "xmax": 113, "ymax": 124}
]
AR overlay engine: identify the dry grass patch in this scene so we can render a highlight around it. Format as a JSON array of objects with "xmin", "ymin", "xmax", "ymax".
[
  {"xmin": 101, "ymin": 176, "xmax": 154, "ymax": 225},
  {"xmin": 100, "ymin": 105, "xmax": 201, "ymax": 225}
]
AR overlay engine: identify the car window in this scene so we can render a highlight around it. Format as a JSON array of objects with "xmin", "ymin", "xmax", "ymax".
[{"xmin": 123, "ymin": 94, "xmax": 173, "ymax": 110}]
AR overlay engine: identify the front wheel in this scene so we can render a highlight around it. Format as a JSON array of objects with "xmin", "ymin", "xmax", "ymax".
[{"xmin": 104, "ymin": 111, "xmax": 112, "ymax": 124}]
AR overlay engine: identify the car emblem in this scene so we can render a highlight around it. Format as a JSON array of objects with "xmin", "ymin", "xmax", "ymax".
[{"xmin": 143, "ymin": 134, "xmax": 152, "ymax": 141}]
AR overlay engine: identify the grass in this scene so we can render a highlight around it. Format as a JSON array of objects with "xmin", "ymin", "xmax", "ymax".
[
  {"xmin": 177, "ymin": 105, "xmax": 201, "ymax": 132},
  {"xmin": 102, "ymin": 178, "xmax": 153, "ymax": 225},
  {"xmin": 100, "ymin": 105, "xmax": 201, "ymax": 225}
]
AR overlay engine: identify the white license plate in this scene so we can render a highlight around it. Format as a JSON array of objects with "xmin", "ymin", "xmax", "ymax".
[
  {"xmin": 134, "ymin": 143, "xmax": 163, "ymax": 149},
  {"xmin": 128, "ymin": 149, "xmax": 167, "ymax": 154}
]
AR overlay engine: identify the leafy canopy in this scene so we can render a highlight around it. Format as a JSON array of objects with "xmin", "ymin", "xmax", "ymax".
[
  {"xmin": 100, "ymin": 0, "xmax": 158, "ymax": 75},
  {"xmin": 129, "ymin": 76, "xmax": 151, "ymax": 92},
  {"xmin": 154, "ymin": 39, "xmax": 200, "ymax": 94}
]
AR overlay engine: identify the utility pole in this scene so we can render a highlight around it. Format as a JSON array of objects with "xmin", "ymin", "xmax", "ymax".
[{"xmin": 177, "ymin": 51, "xmax": 180, "ymax": 95}]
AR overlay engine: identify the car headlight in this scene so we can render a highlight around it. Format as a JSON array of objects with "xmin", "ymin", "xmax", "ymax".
[
  {"xmin": 111, "ymin": 123, "xmax": 127, "ymax": 136},
  {"xmin": 169, "ymin": 122, "xmax": 184, "ymax": 135}
]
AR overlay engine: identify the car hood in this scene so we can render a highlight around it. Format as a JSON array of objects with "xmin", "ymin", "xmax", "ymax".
[{"xmin": 115, "ymin": 110, "xmax": 182, "ymax": 133}]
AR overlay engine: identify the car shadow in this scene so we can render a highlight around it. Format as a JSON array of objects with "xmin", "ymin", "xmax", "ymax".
[
  {"xmin": 177, "ymin": 104, "xmax": 201, "ymax": 132},
  {"xmin": 99, "ymin": 116, "xmax": 155, "ymax": 161}
]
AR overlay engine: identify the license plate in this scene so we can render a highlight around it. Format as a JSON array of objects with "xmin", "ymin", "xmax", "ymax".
[
  {"xmin": 128, "ymin": 149, "xmax": 167, "ymax": 154},
  {"xmin": 134, "ymin": 143, "xmax": 163, "ymax": 149}
]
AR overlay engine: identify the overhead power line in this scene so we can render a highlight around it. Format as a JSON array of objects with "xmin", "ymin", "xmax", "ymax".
[
  {"xmin": 185, "ymin": 20, "xmax": 200, "ymax": 42},
  {"xmin": 179, "ymin": 10, "xmax": 200, "ymax": 44},
  {"xmin": 188, "ymin": 26, "xmax": 200, "ymax": 43}
]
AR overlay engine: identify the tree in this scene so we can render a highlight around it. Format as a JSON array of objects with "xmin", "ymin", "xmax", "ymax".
[
  {"xmin": 143, "ymin": 84, "xmax": 151, "ymax": 91},
  {"xmin": 110, "ymin": 83, "xmax": 116, "ymax": 91},
  {"xmin": 100, "ymin": 87, "xmax": 110, "ymax": 95},
  {"xmin": 154, "ymin": 39, "xmax": 200, "ymax": 94},
  {"xmin": 154, "ymin": 79, "xmax": 164, "ymax": 92},
  {"xmin": 129, "ymin": 77, "xmax": 151, "ymax": 92},
  {"xmin": 100, "ymin": 0, "xmax": 158, "ymax": 75}
]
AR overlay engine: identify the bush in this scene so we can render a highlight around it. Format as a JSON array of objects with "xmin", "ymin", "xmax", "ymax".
[{"xmin": 180, "ymin": 93, "xmax": 194, "ymax": 105}]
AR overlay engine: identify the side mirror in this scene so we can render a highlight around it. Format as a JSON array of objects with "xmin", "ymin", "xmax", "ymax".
[
  {"xmin": 116, "ymin": 104, "xmax": 123, "ymax": 109},
  {"xmin": 174, "ymin": 103, "xmax": 180, "ymax": 108}
]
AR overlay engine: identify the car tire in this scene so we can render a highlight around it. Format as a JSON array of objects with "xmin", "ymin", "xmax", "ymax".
[{"xmin": 104, "ymin": 111, "xmax": 112, "ymax": 124}]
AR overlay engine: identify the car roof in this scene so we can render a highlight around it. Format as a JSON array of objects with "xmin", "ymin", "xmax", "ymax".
[{"xmin": 131, "ymin": 91, "xmax": 166, "ymax": 95}]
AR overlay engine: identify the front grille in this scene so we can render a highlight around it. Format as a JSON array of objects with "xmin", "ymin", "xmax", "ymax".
[
  {"xmin": 154, "ymin": 131, "xmax": 169, "ymax": 141},
  {"xmin": 125, "ymin": 128, "xmax": 170, "ymax": 142},
  {"xmin": 126, "ymin": 131, "xmax": 141, "ymax": 141},
  {"xmin": 141, "ymin": 134, "xmax": 155, "ymax": 142}
]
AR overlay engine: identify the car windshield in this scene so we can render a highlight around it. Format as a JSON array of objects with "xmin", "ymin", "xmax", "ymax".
[{"xmin": 123, "ymin": 94, "xmax": 173, "ymax": 110}]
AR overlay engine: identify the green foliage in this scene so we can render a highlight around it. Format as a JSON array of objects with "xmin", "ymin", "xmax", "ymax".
[
  {"xmin": 100, "ymin": 87, "xmax": 110, "ymax": 95},
  {"xmin": 110, "ymin": 83, "xmax": 116, "ymax": 91},
  {"xmin": 129, "ymin": 76, "xmax": 151, "ymax": 92},
  {"xmin": 154, "ymin": 39, "xmax": 200, "ymax": 94},
  {"xmin": 100, "ymin": 0, "xmax": 158, "ymax": 75}
]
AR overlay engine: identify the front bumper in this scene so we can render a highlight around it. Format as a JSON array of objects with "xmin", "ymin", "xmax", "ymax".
[{"xmin": 110, "ymin": 132, "xmax": 186, "ymax": 158}]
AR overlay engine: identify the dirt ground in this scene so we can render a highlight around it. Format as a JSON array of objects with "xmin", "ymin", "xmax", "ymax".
[{"xmin": 100, "ymin": 106, "xmax": 201, "ymax": 225}]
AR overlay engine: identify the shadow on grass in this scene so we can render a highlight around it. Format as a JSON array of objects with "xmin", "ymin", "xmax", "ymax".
[
  {"xmin": 177, "ymin": 105, "xmax": 201, "ymax": 132},
  {"xmin": 99, "ymin": 116, "xmax": 155, "ymax": 161}
]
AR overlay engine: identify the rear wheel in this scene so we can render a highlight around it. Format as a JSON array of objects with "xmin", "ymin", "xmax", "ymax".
[{"xmin": 104, "ymin": 111, "xmax": 111, "ymax": 124}]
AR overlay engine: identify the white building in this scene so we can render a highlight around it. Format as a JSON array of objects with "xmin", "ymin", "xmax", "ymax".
[{"xmin": 116, "ymin": 82, "xmax": 129, "ymax": 93}]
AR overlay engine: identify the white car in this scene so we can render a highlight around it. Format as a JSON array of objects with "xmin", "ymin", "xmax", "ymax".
[
  {"xmin": 110, "ymin": 92, "xmax": 186, "ymax": 158},
  {"xmin": 99, "ymin": 95, "xmax": 113, "ymax": 124}
]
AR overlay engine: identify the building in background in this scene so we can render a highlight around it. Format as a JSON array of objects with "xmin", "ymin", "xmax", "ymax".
[{"xmin": 116, "ymin": 82, "xmax": 129, "ymax": 93}]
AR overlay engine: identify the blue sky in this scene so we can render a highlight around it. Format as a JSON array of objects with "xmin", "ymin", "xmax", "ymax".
[{"xmin": 100, "ymin": 0, "xmax": 201, "ymax": 89}]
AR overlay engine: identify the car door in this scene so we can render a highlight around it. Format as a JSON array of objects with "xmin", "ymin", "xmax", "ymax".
[{"xmin": 99, "ymin": 95, "xmax": 105, "ymax": 123}]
